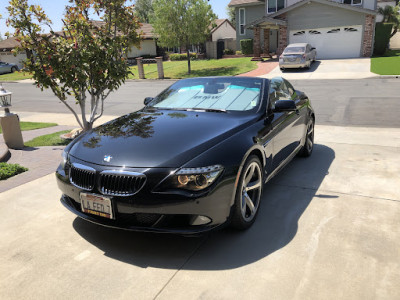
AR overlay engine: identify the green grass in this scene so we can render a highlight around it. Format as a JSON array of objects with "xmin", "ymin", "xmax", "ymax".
[
  {"xmin": 0, "ymin": 162, "xmax": 28, "ymax": 180},
  {"xmin": 0, "ymin": 58, "xmax": 258, "ymax": 81},
  {"xmin": 25, "ymin": 130, "xmax": 70, "ymax": 147},
  {"xmin": 371, "ymin": 50, "xmax": 400, "ymax": 75},
  {"xmin": 0, "ymin": 71, "xmax": 33, "ymax": 81},
  {"xmin": 0, "ymin": 121, "xmax": 57, "ymax": 134},
  {"xmin": 128, "ymin": 57, "xmax": 258, "ymax": 79}
]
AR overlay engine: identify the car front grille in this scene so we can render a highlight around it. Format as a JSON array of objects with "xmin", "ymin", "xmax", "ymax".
[
  {"xmin": 70, "ymin": 163, "xmax": 96, "ymax": 190},
  {"xmin": 99, "ymin": 171, "xmax": 146, "ymax": 196},
  {"xmin": 69, "ymin": 163, "xmax": 146, "ymax": 196}
]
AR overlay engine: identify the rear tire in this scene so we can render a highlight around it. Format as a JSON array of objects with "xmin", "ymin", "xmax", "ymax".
[
  {"xmin": 298, "ymin": 118, "xmax": 314, "ymax": 157},
  {"xmin": 231, "ymin": 155, "xmax": 263, "ymax": 230},
  {"xmin": 11, "ymin": 67, "xmax": 17, "ymax": 73}
]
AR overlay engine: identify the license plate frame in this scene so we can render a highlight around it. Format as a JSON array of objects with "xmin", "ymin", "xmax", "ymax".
[{"xmin": 80, "ymin": 192, "xmax": 114, "ymax": 220}]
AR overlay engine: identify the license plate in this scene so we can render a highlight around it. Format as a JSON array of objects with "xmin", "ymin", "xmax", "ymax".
[{"xmin": 80, "ymin": 193, "xmax": 114, "ymax": 219}]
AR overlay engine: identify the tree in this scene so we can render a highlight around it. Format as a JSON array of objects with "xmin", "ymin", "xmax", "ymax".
[
  {"xmin": 6, "ymin": 0, "xmax": 141, "ymax": 132},
  {"xmin": 134, "ymin": 0, "xmax": 154, "ymax": 23},
  {"xmin": 152, "ymin": 0, "xmax": 216, "ymax": 74},
  {"xmin": 378, "ymin": 5, "xmax": 400, "ymax": 38},
  {"xmin": 227, "ymin": 6, "xmax": 236, "ymax": 29}
]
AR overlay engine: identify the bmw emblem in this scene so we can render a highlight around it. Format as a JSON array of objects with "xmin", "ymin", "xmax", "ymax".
[{"xmin": 104, "ymin": 155, "xmax": 112, "ymax": 162}]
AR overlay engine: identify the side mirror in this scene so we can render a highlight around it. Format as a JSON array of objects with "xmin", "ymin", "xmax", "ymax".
[
  {"xmin": 311, "ymin": 47, "xmax": 316, "ymax": 51},
  {"xmin": 144, "ymin": 97, "xmax": 154, "ymax": 106},
  {"xmin": 273, "ymin": 100, "xmax": 297, "ymax": 112}
]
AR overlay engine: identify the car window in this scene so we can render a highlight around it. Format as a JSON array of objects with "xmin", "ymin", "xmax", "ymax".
[
  {"xmin": 151, "ymin": 77, "xmax": 263, "ymax": 112},
  {"xmin": 269, "ymin": 77, "xmax": 291, "ymax": 107},
  {"xmin": 284, "ymin": 47, "xmax": 305, "ymax": 53},
  {"xmin": 283, "ymin": 79, "xmax": 297, "ymax": 99}
]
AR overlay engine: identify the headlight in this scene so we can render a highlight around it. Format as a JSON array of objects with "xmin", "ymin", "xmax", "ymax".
[
  {"xmin": 61, "ymin": 150, "xmax": 68, "ymax": 169},
  {"xmin": 157, "ymin": 165, "xmax": 224, "ymax": 192}
]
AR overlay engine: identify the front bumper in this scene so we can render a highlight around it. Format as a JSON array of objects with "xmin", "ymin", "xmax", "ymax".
[{"xmin": 56, "ymin": 163, "xmax": 237, "ymax": 234}]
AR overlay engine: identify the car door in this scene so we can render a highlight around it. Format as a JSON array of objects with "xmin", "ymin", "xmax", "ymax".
[
  {"xmin": 268, "ymin": 78, "xmax": 303, "ymax": 171},
  {"xmin": 0, "ymin": 62, "xmax": 7, "ymax": 74}
]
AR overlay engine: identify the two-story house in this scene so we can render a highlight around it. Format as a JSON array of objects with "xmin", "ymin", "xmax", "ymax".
[{"xmin": 228, "ymin": 0, "xmax": 378, "ymax": 59}]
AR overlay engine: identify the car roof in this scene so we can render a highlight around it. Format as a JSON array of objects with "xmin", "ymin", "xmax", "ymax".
[{"xmin": 286, "ymin": 43, "xmax": 308, "ymax": 47}]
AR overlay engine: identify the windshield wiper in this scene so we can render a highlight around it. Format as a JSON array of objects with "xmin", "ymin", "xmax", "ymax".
[{"xmin": 187, "ymin": 108, "xmax": 227, "ymax": 113}]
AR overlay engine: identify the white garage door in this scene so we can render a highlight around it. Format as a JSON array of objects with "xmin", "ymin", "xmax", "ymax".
[{"xmin": 289, "ymin": 26, "xmax": 363, "ymax": 59}]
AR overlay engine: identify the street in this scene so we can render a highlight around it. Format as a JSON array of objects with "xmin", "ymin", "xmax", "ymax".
[
  {"xmin": 5, "ymin": 78, "xmax": 400, "ymax": 128},
  {"xmin": 0, "ymin": 78, "xmax": 399, "ymax": 299}
]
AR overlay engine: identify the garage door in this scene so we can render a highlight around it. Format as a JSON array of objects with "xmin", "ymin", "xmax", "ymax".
[{"xmin": 289, "ymin": 26, "xmax": 363, "ymax": 59}]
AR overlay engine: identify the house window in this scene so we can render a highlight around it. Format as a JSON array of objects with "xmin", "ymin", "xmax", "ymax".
[
  {"xmin": 327, "ymin": 28, "xmax": 340, "ymax": 33},
  {"xmin": 344, "ymin": 27, "xmax": 358, "ymax": 32},
  {"xmin": 267, "ymin": 0, "xmax": 285, "ymax": 14},
  {"xmin": 293, "ymin": 31, "xmax": 305, "ymax": 36},
  {"xmin": 309, "ymin": 30, "xmax": 321, "ymax": 35},
  {"xmin": 239, "ymin": 8, "xmax": 246, "ymax": 35},
  {"xmin": 342, "ymin": 0, "xmax": 362, "ymax": 6}
]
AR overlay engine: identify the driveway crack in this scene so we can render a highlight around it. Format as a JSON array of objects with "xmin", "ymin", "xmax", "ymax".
[{"xmin": 153, "ymin": 234, "xmax": 210, "ymax": 299}]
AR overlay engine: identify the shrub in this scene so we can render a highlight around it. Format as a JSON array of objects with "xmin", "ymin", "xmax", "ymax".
[
  {"xmin": 169, "ymin": 53, "xmax": 197, "ymax": 61},
  {"xmin": 223, "ymin": 49, "xmax": 235, "ymax": 55},
  {"xmin": 0, "ymin": 162, "xmax": 28, "ymax": 180},
  {"xmin": 374, "ymin": 23, "xmax": 393, "ymax": 55},
  {"xmin": 240, "ymin": 39, "xmax": 253, "ymax": 55},
  {"xmin": 236, "ymin": 50, "xmax": 243, "ymax": 55}
]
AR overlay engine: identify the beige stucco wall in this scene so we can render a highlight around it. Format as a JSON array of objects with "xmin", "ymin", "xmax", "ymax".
[
  {"xmin": 376, "ymin": 1, "xmax": 396, "ymax": 22},
  {"xmin": 211, "ymin": 22, "xmax": 236, "ymax": 42},
  {"xmin": 390, "ymin": 31, "xmax": 400, "ymax": 49},
  {"xmin": 127, "ymin": 40, "xmax": 157, "ymax": 58},
  {"xmin": 0, "ymin": 52, "xmax": 27, "ymax": 69}
]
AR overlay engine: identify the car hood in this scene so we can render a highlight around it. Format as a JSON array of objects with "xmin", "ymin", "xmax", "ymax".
[{"xmin": 69, "ymin": 109, "xmax": 258, "ymax": 168}]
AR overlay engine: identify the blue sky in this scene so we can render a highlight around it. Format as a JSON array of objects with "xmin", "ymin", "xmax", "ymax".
[{"xmin": 0, "ymin": 0, "xmax": 231, "ymax": 39}]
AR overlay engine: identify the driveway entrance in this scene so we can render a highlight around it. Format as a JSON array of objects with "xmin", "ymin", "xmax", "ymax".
[{"xmin": 263, "ymin": 58, "xmax": 375, "ymax": 80}]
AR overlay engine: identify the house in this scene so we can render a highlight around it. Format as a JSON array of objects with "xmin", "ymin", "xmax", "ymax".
[
  {"xmin": 0, "ymin": 37, "xmax": 27, "ymax": 69},
  {"xmin": 210, "ymin": 19, "xmax": 236, "ymax": 42},
  {"xmin": 205, "ymin": 19, "xmax": 237, "ymax": 58},
  {"xmin": 0, "ymin": 23, "xmax": 157, "ymax": 69},
  {"xmin": 228, "ymin": 0, "xmax": 378, "ymax": 59}
]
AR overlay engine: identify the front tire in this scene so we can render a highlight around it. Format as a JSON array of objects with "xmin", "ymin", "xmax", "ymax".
[
  {"xmin": 231, "ymin": 155, "xmax": 263, "ymax": 230},
  {"xmin": 11, "ymin": 67, "xmax": 17, "ymax": 73},
  {"xmin": 298, "ymin": 118, "xmax": 314, "ymax": 157}
]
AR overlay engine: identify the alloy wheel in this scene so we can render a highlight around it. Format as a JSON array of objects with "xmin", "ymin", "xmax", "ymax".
[
  {"xmin": 240, "ymin": 161, "xmax": 262, "ymax": 222},
  {"xmin": 306, "ymin": 120, "xmax": 314, "ymax": 153}
]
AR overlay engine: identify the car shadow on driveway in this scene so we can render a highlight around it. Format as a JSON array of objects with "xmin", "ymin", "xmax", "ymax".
[
  {"xmin": 72, "ymin": 144, "xmax": 335, "ymax": 270},
  {"xmin": 282, "ymin": 61, "xmax": 321, "ymax": 73}
]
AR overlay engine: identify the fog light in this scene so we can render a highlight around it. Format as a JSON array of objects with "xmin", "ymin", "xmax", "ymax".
[{"xmin": 191, "ymin": 215, "xmax": 212, "ymax": 226}]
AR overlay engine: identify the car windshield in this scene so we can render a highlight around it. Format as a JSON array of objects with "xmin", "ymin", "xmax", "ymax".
[
  {"xmin": 149, "ymin": 77, "xmax": 263, "ymax": 112},
  {"xmin": 284, "ymin": 47, "xmax": 305, "ymax": 53}
]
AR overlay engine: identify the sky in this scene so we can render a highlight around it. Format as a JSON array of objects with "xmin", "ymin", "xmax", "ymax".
[{"xmin": 0, "ymin": 0, "xmax": 231, "ymax": 39}]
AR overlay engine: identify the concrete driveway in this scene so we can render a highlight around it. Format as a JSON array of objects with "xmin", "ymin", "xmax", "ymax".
[
  {"xmin": 263, "ymin": 58, "xmax": 376, "ymax": 80},
  {"xmin": 0, "ymin": 125, "xmax": 399, "ymax": 300}
]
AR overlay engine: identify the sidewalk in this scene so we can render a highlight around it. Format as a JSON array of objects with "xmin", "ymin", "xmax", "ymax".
[{"xmin": 0, "ymin": 124, "xmax": 75, "ymax": 193}]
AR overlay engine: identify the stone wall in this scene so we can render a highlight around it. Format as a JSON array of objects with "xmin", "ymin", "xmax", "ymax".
[{"xmin": 362, "ymin": 14, "xmax": 375, "ymax": 57}]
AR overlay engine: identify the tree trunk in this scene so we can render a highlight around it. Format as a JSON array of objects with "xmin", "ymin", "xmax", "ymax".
[
  {"xmin": 391, "ymin": 25, "xmax": 399, "ymax": 38},
  {"xmin": 186, "ymin": 48, "xmax": 191, "ymax": 75}
]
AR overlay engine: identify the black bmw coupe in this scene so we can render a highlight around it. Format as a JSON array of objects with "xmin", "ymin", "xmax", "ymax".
[{"xmin": 56, "ymin": 76, "xmax": 315, "ymax": 234}]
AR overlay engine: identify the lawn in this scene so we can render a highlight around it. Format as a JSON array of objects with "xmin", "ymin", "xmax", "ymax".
[
  {"xmin": 0, "ymin": 71, "xmax": 33, "ymax": 81},
  {"xmin": 0, "ymin": 121, "xmax": 57, "ymax": 134},
  {"xmin": 128, "ymin": 57, "xmax": 258, "ymax": 79},
  {"xmin": 25, "ymin": 130, "xmax": 70, "ymax": 147},
  {"xmin": 0, "ymin": 58, "xmax": 258, "ymax": 81},
  {"xmin": 371, "ymin": 50, "xmax": 400, "ymax": 75}
]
